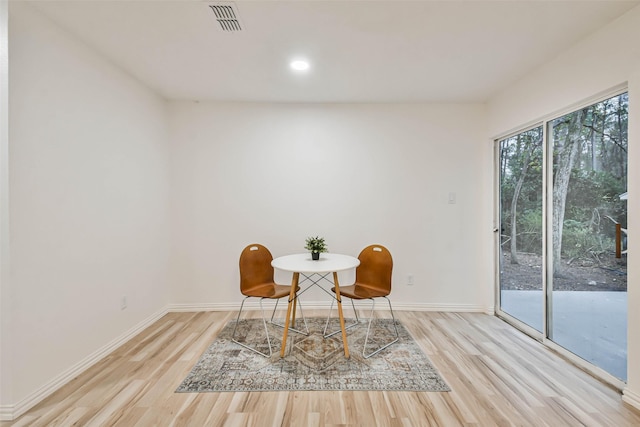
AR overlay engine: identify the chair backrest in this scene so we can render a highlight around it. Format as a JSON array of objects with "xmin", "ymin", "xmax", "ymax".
[
  {"xmin": 356, "ymin": 244, "xmax": 393, "ymax": 295},
  {"xmin": 239, "ymin": 244, "xmax": 275, "ymax": 292}
]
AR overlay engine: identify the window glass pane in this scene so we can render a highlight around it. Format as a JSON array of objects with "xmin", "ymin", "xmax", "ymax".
[
  {"xmin": 549, "ymin": 92, "xmax": 628, "ymax": 380},
  {"xmin": 498, "ymin": 126, "xmax": 544, "ymax": 332}
]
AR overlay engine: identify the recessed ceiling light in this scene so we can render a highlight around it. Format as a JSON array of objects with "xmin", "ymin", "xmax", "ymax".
[{"xmin": 290, "ymin": 60, "xmax": 310, "ymax": 72}]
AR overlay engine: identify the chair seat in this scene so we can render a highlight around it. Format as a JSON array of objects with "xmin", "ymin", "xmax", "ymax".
[
  {"xmin": 325, "ymin": 244, "xmax": 397, "ymax": 358},
  {"xmin": 332, "ymin": 283, "xmax": 389, "ymax": 300},
  {"xmin": 235, "ymin": 243, "xmax": 309, "ymax": 358},
  {"xmin": 243, "ymin": 282, "xmax": 299, "ymax": 299}
]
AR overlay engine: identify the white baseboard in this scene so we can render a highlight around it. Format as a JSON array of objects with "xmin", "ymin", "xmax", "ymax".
[
  {"xmin": 391, "ymin": 303, "xmax": 489, "ymax": 312},
  {"xmin": 0, "ymin": 404, "xmax": 14, "ymax": 422},
  {"xmin": 623, "ymin": 387, "xmax": 640, "ymax": 411},
  {"xmin": 169, "ymin": 302, "xmax": 239, "ymax": 312},
  {"xmin": 2, "ymin": 307, "xmax": 168, "ymax": 422},
  {"xmin": 168, "ymin": 301, "xmax": 490, "ymax": 313}
]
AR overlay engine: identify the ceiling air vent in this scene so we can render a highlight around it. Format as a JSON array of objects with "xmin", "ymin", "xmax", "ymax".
[{"xmin": 209, "ymin": 2, "xmax": 243, "ymax": 32}]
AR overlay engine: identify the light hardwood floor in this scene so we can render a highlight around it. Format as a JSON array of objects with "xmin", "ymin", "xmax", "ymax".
[{"xmin": 3, "ymin": 310, "xmax": 640, "ymax": 426}]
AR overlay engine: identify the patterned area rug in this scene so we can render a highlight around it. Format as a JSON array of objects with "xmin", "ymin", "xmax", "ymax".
[{"xmin": 176, "ymin": 317, "xmax": 450, "ymax": 393}]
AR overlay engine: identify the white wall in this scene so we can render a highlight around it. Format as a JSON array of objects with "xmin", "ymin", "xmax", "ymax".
[
  {"xmin": 168, "ymin": 102, "xmax": 489, "ymax": 311},
  {"xmin": 626, "ymin": 61, "xmax": 640, "ymax": 411},
  {"xmin": 0, "ymin": 0, "xmax": 10, "ymax": 412},
  {"xmin": 2, "ymin": 2, "xmax": 170, "ymax": 414},
  {"xmin": 487, "ymin": 4, "xmax": 640, "ymax": 410}
]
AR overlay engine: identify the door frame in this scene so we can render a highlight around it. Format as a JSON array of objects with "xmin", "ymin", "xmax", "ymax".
[{"xmin": 492, "ymin": 85, "xmax": 628, "ymax": 390}]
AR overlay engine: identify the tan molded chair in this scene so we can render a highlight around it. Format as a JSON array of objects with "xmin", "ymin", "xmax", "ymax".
[
  {"xmin": 323, "ymin": 244, "xmax": 399, "ymax": 358},
  {"xmin": 232, "ymin": 244, "xmax": 308, "ymax": 357}
]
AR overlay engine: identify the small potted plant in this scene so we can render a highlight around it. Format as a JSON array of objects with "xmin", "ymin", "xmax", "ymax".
[{"xmin": 305, "ymin": 236, "xmax": 328, "ymax": 260}]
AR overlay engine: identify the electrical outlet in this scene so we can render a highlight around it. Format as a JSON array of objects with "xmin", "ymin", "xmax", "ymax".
[
  {"xmin": 407, "ymin": 275, "xmax": 414, "ymax": 286},
  {"xmin": 121, "ymin": 296, "xmax": 127, "ymax": 310}
]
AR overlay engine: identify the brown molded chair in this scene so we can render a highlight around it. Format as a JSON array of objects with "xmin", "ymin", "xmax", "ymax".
[
  {"xmin": 323, "ymin": 244, "xmax": 399, "ymax": 358},
  {"xmin": 232, "ymin": 244, "xmax": 308, "ymax": 357}
]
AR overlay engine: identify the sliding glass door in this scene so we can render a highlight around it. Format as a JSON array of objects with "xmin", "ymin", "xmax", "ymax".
[
  {"xmin": 498, "ymin": 127, "xmax": 544, "ymax": 333},
  {"xmin": 496, "ymin": 92, "xmax": 628, "ymax": 382},
  {"xmin": 548, "ymin": 93, "xmax": 628, "ymax": 380}
]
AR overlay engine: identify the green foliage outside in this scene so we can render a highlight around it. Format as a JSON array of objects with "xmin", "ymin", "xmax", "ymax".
[{"xmin": 500, "ymin": 93, "xmax": 627, "ymax": 263}]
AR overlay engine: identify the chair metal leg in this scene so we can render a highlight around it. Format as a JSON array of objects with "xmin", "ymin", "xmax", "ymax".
[
  {"xmin": 363, "ymin": 296, "xmax": 399, "ymax": 359},
  {"xmin": 270, "ymin": 298, "xmax": 309, "ymax": 336},
  {"xmin": 323, "ymin": 298, "xmax": 359, "ymax": 338},
  {"xmin": 231, "ymin": 297, "xmax": 273, "ymax": 358}
]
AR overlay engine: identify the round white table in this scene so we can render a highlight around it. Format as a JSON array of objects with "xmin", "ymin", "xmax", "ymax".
[{"xmin": 272, "ymin": 253, "xmax": 360, "ymax": 358}]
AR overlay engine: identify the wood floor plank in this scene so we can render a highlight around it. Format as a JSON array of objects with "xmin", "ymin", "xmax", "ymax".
[{"xmin": 3, "ymin": 311, "xmax": 640, "ymax": 426}]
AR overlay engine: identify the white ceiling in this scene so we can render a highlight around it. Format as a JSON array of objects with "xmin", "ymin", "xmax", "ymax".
[{"xmin": 27, "ymin": 0, "xmax": 640, "ymax": 103}]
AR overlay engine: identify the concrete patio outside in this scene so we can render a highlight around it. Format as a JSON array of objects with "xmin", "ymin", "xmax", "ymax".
[{"xmin": 501, "ymin": 290, "xmax": 627, "ymax": 381}]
